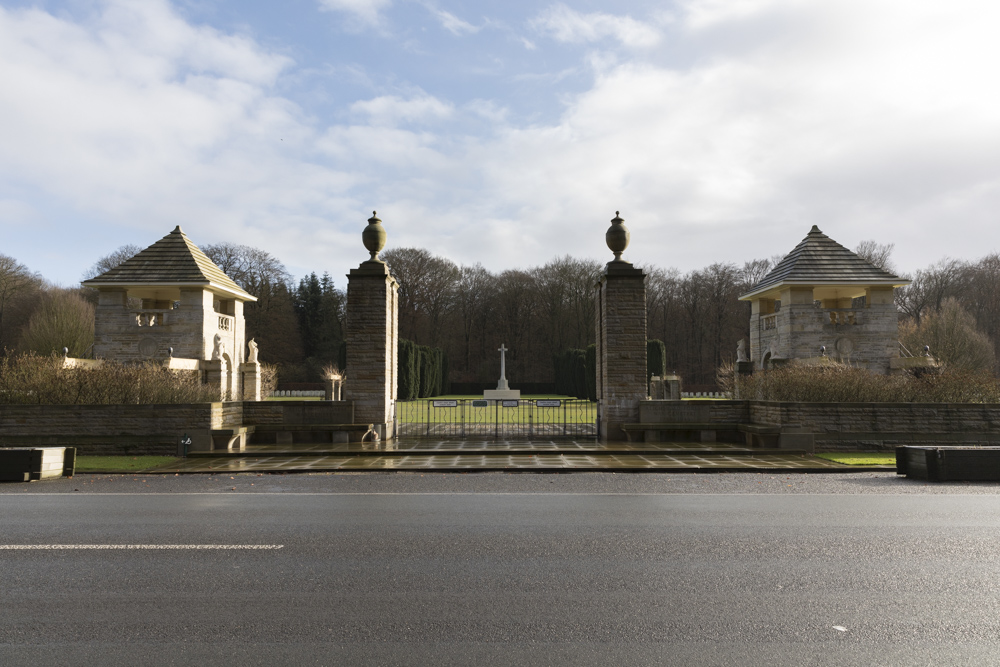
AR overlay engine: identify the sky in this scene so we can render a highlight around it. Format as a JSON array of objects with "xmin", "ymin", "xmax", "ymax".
[{"xmin": 1, "ymin": 0, "xmax": 998, "ymax": 287}]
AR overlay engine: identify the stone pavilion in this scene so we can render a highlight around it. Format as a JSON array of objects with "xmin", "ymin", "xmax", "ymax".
[
  {"xmin": 81, "ymin": 226, "xmax": 261, "ymax": 399},
  {"xmin": 739, "ymin": 226, "xmax": 911, "ymax": 374}
]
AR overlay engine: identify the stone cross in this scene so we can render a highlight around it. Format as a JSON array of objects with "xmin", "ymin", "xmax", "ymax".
[{"xmin": 496, "ymin": 344, "xmax": 510, "ymax": 391}]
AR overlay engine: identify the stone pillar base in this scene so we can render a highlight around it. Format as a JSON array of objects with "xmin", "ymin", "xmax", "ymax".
[
  {"xmin": 240, "ymin": 361, "xmax": 262, "ymax": 401},
  {"xmin": 202, "ymin": 360, "xmax": 228, "ymax": 401}
]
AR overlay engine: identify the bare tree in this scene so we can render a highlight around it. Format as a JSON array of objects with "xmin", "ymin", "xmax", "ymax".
[
  {"xmin": 0, "ymin": 255, "xmax": 43, "ymax": 353},
  {"xmin": 382, "ymin": 247, "xmax": 459, "ymax": 346},
  {"xmin": 899, "ymin": 298, "xmax": 995, "ymax": 372},
  {"xmin": 201, "ymin": 243, "xmax": 291, "ymax": 297},
  {"xmin": 854, "ymin": 240, "xmax": 897, "ymax": 274},
  {"xmin": 82, "ymin": 244, "xmax": 143, "ymax": 280},
  {"xmin": 896, "ymin": 258, "xmax": 966, "ymax": 325}
]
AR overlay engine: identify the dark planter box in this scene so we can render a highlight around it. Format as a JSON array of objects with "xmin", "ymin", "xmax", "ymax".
[
  {"xmin": 896, "ymin": 446, "xmax": 1000, "ymax": 482},
  {"xmin": 0, "ymin": 447, "xmax": 76, "ymax": 482}
]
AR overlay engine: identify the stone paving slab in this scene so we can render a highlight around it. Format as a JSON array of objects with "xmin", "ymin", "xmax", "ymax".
[
  {"xmin": 201, "ymin": 441, "xmax": 758, "ymax": 457},
  {"xmin": 140, "ymin": 453, "xmax": 884, "ymax": 473}
]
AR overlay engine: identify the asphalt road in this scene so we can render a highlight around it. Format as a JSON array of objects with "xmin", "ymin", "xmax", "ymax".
[{"xmin": 2, "ymin": 472, "xmax": 1000, "ymax": 666}]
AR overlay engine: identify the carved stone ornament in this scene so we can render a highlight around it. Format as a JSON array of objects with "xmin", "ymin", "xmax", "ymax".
[
  {"xmin": 138, "ymin": 338, "xmax": 157, "ymax": 357},
  {"xmin": 362, "ymin": 211, "xmax": 387, "ymax": 261},
  {"xmin": 605, "ymin": 211, "xmax": 630, "ymax": 262}
]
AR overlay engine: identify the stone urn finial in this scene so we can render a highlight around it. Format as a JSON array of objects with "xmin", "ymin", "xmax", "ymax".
[
  {"xmin": 606, "ymin": 211, "xmax": 630, "ymax": 262},
  {"xmin": 362, "ymin": 210, "xmax": 386, "ymax": 261}
]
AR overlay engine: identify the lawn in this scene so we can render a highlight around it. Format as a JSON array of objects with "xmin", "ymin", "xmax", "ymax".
[
  {"xmin": 266, "ymin": 396, "xmax": 323, "ymax": 401},
  {"xmin": 815, "ymin": 452, "xmax": 896, "ymax": 466},
  {"xmin": 397, "ymin": 396, "xmax": 596, "ymax": 425},
  {"xmin": 76, "ymin": 456, "xmax": 180, "ymax": 472}
]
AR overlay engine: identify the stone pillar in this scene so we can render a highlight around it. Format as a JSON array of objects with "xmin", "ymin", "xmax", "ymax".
[
  {"xmin": 202, "ymin": 359, "xmax": 228, "ymax": 401},
  {"xmin": 344, "ymin": 212, "xmax": 398, "ymax": 440},
  {"xmin": 241, "ymin": 361, "xmax": 261, "ymax": 401},
  {"xmin": 595, "ymin": 212, "xmax": 647, "ymax": 441}
]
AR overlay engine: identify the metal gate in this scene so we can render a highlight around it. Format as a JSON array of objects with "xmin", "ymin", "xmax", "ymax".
[{"xmin": 395, "ymin": 398, "xmax": 598, "ymax": 440}]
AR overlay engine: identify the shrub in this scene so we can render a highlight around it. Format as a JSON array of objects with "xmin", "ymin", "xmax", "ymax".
[
  {"xmin": 0, "ymin": 352, "xmax": 221, "ymax": 404},
  {"xmin": 18, "ymin": 290, "xmax": 94, "ymax": 357},
  {"xmin": 899, "ymin": 298, "xmax": 996, "ymax": 373},
  {"xmin": 731, "ymin": 364, "xmax": 1000, "ymax": 403},
  {"xmin": 647, "ymin": 339, "xmax": 666, "ymax": 379},
  {"xmin": 260, "ymin": 362, "xmax": 279, "ymax": 398}
]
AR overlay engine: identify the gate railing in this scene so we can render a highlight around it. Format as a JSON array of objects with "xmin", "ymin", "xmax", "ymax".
[{"xmin": 395, "ymin": 398, "xmax": 597, "ymax": 440}]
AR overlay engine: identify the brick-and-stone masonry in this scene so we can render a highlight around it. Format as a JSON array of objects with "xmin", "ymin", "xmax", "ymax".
[
  {"xmin": 344, "ymin": 259, "xmax": 399, "ymax": 439},
  {"xmin": 595, "ymin": 261, "xmax": 647, "ymax": 441}
]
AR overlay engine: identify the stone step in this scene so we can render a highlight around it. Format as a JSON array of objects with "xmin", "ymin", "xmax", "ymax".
[
  {"xmin": 192, "ymin": 445, "xmax": 808, "ymax": 458},
  {"xmin": 144, "ymin": 452, "xmax": 888, "ymax": 473}
]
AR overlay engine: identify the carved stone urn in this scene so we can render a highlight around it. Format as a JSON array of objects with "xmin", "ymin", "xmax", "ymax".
[
  {"xmin": 605, "ymin": 211, "xmax": 630, "ymax": 262},
  {"xmin": 362, "ymin": 211, "xmax": 386, "ymax": 261}
]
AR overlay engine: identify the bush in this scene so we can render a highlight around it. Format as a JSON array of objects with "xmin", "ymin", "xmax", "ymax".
[
  {"xmin": 647, "ymin": 339, "xmax": 666, "ymax": 379},
  {"xmin": 397, "ymin": 339, "xmax": 446, "ymax": 398},
  {"xmin": 732, "ymin": 364, "xmax": 1000, "ymax": 403},
  {"xmin": 260, "ymin": 362, "xmax": 279, "ymax": 398},
  {"xmin": 18, "ymin": 290, "xmax": 94, "ymax": 357},
  {"xmin": 553, "ymin": 348, "xmax": 589, "ymax": 399},
  {"xmin": 900, "ymin": 298, "xmax": 996, "ymax": 373},
  {"xmin": 0, "ymin": 353, "xmax": 221, "ymax": 404}
]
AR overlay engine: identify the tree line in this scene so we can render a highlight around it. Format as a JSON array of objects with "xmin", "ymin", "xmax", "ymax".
[{"xmin": 2, "ymin": 237, "xmax": 998, "ymax": 391}]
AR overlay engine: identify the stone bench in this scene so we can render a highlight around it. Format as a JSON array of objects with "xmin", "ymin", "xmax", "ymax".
[
  {"xmin": 209, "ymin": 426, "xmax": 255, "ymax": 452},
  {"xmin": 0, "ymin": 447, "xmax": 76, "ymax": 482},
  {"xmin": 896, "ymin": 446, "xmax": 1000, "ymax": 481},
  {"xmin": 621, "ymin": 422, "xmax": 810, "ymax": 451},
  {"xmin": 249, "ymin": 423, "xmax": 376, "ymax": 445}
]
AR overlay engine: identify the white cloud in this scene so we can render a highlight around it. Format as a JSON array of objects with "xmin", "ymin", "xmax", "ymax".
[
  {"xmin": 531, "ymin": 3, "xmax": 662, "ymax": 48},
  {"xmin": 317, "ymin": 0, "xmax": 392, "ymax": 27},
  {"xmin": 428, "ymin": 7, "xmax": 479, "ymax": 35},
  {"xmin": 3, "ymin": 0, "xmax": 1000, "ymax": 287},
  {"xmin": 350, "ymin": 94, "xmax": 454, "ymax": 126}
]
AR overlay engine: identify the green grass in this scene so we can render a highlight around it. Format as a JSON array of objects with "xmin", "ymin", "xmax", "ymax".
[
  {"xmin": 266, "ymin": 396, "xmax": 323, "ymax": 401},
  {"xmin": 815, "ymin": 452, "xmax": 896, "ymax": 466},
  {"xmin": 397, "ymin": 397, "xmax": 596, "ymax": 425},
  {"xmin": 76, "ymin": 456, "xmax": 180, "ymax": 472}
]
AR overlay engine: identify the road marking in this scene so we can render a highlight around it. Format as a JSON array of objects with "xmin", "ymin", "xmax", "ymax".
[
  {"xmin": 0, "ymin": 544, "xmax": 283, "ymax": 550},
  {"xmin": 0, "ymin": 492, "xmax": 995, "ymax": 497}
]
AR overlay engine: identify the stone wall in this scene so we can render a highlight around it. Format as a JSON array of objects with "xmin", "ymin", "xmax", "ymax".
[
  {"xmin": 242, "ymin": 400, "xmax": 355, "ymax": 425},
  {"xmin": 750, "ymin": 401, "xmax": 1000, "ymax": 451},
  {"xmin": 639, "ymin": 400, "xmax": 749, "ymax": 424},
  {"xmin": 639, "ymin": 399, "xmax": 1000, "ymax": 450},
  {"xmin": 0, "ymin": 402, "xmax": 243, "ymax": 455},
  {"xmin": 92, "ymin": 287, "xmax": 248, "ymax": 398},
  {"xmin": 750, "ymin": 294, "xmax": 899, "ymax": 373},
  {"xmin": 595, "ymin": 262, "xmax": 647, "ymax": 440}
]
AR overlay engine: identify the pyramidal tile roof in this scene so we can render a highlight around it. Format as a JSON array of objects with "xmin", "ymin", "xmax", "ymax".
[
  {"xmin": 740, "ymin": 226, "xmax": 908, "ymax": 299},
  {"xmin": 82, "ymin": 226, "xmax": 255, "ymax": 301}
]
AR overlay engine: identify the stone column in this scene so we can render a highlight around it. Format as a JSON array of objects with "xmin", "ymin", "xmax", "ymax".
[
  {"xmin": 344, "ymin": 212, "xmax": 399, "ymax": 440},
  {"xmin": 595, "ymin": 212, "xmax": 647, "ymax": 441}
]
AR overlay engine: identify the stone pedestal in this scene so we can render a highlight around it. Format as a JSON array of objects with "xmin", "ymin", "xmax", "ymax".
[
  {"xmin": 484, "ymin": 389, "xmax": 520, "ymax": 400},
  {"xmin": 595, "ymin": 261, "xmax": 647, "ymax": 441},
  {"xmin": 344, "ymin": 260, "xmax": 398, "ymax": 440},
  {"xmin": 324, "ymin": 378, "xmax": 344, "ymax": 401},
  {"xmin": 241, "ymin": 361, "xmax": 261, "ymax": 401}
]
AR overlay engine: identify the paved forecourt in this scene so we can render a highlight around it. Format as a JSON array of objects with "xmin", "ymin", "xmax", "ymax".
[{"xmin": 98, "ymin": 440, "xmax": 886, "ymax": 473}]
